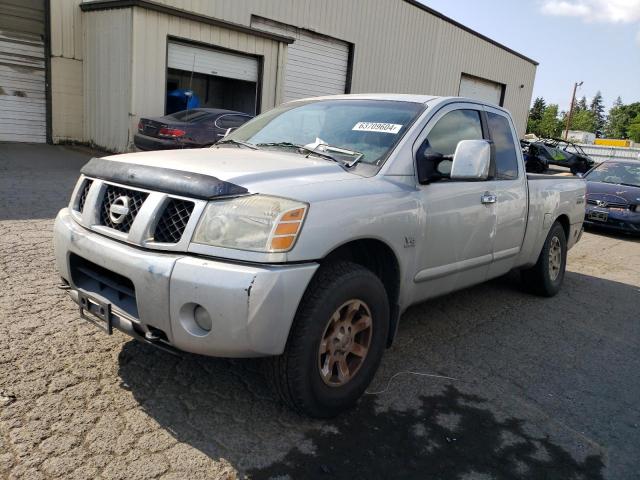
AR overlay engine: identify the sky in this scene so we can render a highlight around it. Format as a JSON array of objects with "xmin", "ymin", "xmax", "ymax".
[{"xmin": 420, "ymin": 0, "xmax": 640, "ymax": 112}]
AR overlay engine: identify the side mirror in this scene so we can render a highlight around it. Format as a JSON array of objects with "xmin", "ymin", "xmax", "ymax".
[
  {"xmin": 576, "ymin": 172, "xmax": 584, "ymax": 178},
  {"xmin": 450, "ymin": 140, "xmax": 491, "ymax": 181},
  {"xmin": 417, "ymin": 151, "xmax": 451, "ymax": 184}
]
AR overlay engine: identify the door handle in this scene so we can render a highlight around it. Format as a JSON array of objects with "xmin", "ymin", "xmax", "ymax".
[{"xmin": 481, "ymin": 193, "xmax": 497, "ymax": 204}]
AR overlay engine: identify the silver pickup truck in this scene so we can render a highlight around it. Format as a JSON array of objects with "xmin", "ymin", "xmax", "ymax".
[{"xmin": 54, "ymin": 94, "xmax": 586, "ymax": 417}]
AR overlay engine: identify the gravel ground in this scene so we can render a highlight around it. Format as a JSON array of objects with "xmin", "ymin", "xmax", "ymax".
[{"xmin": 1, "ymin": 144, "xmax": 639, "ymax": 479}]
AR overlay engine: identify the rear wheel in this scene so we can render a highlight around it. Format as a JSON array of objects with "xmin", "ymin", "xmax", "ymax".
[
  {"xmin": 265, "ymin": 261, "xmax": 389, "ymax": 418},
  {"xmin": 521, "ymin": 221, "xmax": 567, "ymax": 297}
]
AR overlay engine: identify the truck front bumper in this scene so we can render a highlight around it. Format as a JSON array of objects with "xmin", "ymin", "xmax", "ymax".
[{"xmin": 54, "ymin": 208, "xmax": 319, "ymax": 357}]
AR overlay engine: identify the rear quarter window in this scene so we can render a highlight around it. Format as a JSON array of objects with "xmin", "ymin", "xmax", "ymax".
[
  {"xmin": 487, "ymin": 112, "xmax": 519, "ymax": 180},
  {"xmin": 216, "ymin": 114, "xmax": 252, "ymax": 129}
]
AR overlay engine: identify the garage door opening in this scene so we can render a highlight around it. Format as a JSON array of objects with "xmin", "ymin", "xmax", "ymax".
[
  {"xmin": 252, "ymin": 16, "xmax": 351, "ymax": 102},
  {"xmin": 166, "ymin": 41, "xmax": 259, "ymax": 116},
  {"xmin": 0, "ymin": 0, "xmax": 46, "ymax": 143},
  {"xmin": 459, "ymin": 73, "xmax": 505, "ymax": 107}
]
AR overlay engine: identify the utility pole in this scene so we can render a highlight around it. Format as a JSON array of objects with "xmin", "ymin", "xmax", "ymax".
[{"xmin": 564, "ymin": 81, "xmax": 583, "ymax": 140}]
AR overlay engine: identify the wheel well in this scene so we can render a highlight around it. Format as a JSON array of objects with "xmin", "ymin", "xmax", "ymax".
[
  {"xmin": 322, "ymin": 239, "xmax": 401, "ymax": 346},
  {"xmin": 556, "ymin": 214, "xmax": 570, "ymax": 239}
]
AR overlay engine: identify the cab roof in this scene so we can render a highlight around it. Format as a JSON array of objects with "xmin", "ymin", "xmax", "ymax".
[{"xmin": 285, "ymin": 93, "xmax": 511, "ymax": 114}]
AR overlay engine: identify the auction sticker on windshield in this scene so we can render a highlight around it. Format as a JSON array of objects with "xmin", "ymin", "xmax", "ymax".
[{"xmin": 352, "ymin": 122, "xmax": 402, "ymax": 134}]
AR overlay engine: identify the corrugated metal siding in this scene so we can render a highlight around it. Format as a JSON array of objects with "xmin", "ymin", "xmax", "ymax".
[
  {"xmin": 0, "ymin": 31, "xmax": 46, "ymax": 142},
  {"xmin": 51, "ymin": 0, "xmax": 536, "ymax": 146},
  {"xmin": 50, "ymin": 0, "xmax": 82, "ymax": 59},
  {"xmin": 142, "ymin": 0, "xmax": 536, "ymax": 135},
  {"xmin": 129, "ymin": 6, "xmax": 283, "ymax": 149},
  {"xmin": 83, "ymin": 8, "xmax": 132, "ymax": 152},
  {"xmin": 51, "ymin": 56, "xmax": 83, "ymax": 141}
]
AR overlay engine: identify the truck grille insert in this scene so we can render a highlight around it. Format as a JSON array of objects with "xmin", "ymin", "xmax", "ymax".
[
  {"xmin": 100, "ymin": 185, "xmax": 148, "ymax": 233},
  {"xmin": 69, "ymin": 253, "xmax": 138, "ymax": 317},
  {"xmin": 586, "ymin": 199, "xmax": 629, "ymax": 209},
  {"xmin": 154, "ymin": 199, "xmax": 195, "ymax": 243},
  {"xmin": 78, "ymin": 179, "xmax": 93, "ymax": 213}
]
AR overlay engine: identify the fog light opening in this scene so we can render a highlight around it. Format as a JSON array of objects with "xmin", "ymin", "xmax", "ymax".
[
  {"xmin": 194, "ymin": 305, "xmax": 212, "ymax": 332},
  {"xmin": 178, "ymin": 302, "xmax": 213, "ymax": 337}
]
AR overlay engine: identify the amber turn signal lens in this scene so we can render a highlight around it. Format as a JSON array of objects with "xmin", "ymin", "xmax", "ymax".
[
  {"xmin": 274, "ymin": 222, "xmax": 300, "ymax": 235},
  {"xmin": 281, "ymin": 208, "xmax": 305, "ymax": 221},
  {"xmin": 270, "ymin": 236, "xmax": 295, "ymax": 250}
]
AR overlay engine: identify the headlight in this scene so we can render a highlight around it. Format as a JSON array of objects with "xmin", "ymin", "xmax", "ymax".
[{"xmin": 192, "ymin": 195, "xmax": 308, "ymax": 252}]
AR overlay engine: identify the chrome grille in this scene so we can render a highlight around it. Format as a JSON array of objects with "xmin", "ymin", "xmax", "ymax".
[
  {"xmin": 100, "ymin": 185, "xmax": 148, "ymax": 233},
  {"xmin": 586, "ymin": 199, "xmax": 629, "ymax": 209},
  {"xmin": 154, "ymin": 199, "xmax": 195, "ymax": 243},
  {"xmin": 78, "ymin": 179, "xmax": 93, "ymax": 213}
]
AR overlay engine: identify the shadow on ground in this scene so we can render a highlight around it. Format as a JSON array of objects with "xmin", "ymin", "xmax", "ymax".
[
  {"xmin": 115, "ymin": 268, "xmax": 640, "ymax": 478},
  {"xmin": 248, "ymin": 386, "xmax": 604, "ymax": 480}
]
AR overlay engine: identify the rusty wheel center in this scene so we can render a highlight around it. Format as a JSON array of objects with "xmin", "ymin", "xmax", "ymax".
[{"xmin": 318, "ymin": 299, "xmax": 373, "ymax": 387}]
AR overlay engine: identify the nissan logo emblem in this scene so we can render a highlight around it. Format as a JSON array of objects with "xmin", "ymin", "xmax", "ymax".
[{"xmin": 109, "ymin": 195, "xmax": 130, "ymax": 224}]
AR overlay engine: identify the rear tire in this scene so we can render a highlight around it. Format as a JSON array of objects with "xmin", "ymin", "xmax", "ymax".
[
  {"xmin": 265, "ymin": 261, "xmax": 389, "ymax": 418},
  {"xmin": 521, "ymin": 221, "xmax": 567, "ymax": 297}
]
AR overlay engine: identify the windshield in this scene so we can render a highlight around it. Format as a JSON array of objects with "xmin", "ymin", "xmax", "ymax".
[
  {"xmin": 223, "ymin": 99, "xmax": 424, "ymax": 166},
  {"xmin": 168, "ymin": 110, "xmax": 212, "ymax": 122},
  {"xmin": 586, "ymin": 162, "xmax": 640, "ymax": 187}
]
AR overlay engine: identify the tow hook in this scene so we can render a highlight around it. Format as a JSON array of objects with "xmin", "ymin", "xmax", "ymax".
[{"xmin": 144, "ymin": 330, "xmax": 162, "ymax": 342}]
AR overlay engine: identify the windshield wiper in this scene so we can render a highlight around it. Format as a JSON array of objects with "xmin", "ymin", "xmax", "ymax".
[
  {"xmin": 217, "ymin": 139, "xmax": 258, "ymax": 150},
  {"xmin": 256, "ymin": 142, "xmax": 340, "ymax": 163},
  {"xmin": 310, "ymin": 143, "xmax": 365, "ymax": 167},
  {"xmin": 298, "ymin": 138, "xmax": 364, "ymax": 167}
]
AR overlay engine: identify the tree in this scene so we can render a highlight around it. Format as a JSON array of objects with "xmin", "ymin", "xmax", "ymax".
[
  {"xmin": 589, "ymin": 91, "xmax": 605, "ymax": 133},
  {"xmin": 628, "ymin": 113, "xmax": 640, "ymax": 143},
  {"xmin": 605, "ymin": 98, "xmax": 628, "ymax": 138},
  {"xmin": 538, "ymin": 104, "xmax": 562, "ymax": 138},
  {"xmin": 576, "ymin": 96, "xmax": 588, "ymax": 112},
  {"xmin": 570, "ymin": 109, "xmax": 597, "ymax": 132},
  {"xmin": 529, "ymin": 97, "xmax": 546, "ymax": 121},
  {"xmin": 605, "ymin": 100, "xmax": 640, "ymax": 139},
  {"xmin": 527, "ymin": 97, "xmax": 546, "ymax": 135}
]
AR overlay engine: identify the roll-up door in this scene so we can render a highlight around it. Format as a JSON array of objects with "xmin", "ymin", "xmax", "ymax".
[
  {"xmin": 459, "ymin": 74, "xmax": 504, "ymax": 107},
  {"xmin": 167, "ymin": 42, "xmax": 258, "ymax": 83},
  {"xmin": 0, "ymin": 0, "xmax": 46, "ymax": 143},
  {"xmin": 252, "ymin": 17, "xmax": 350, "ymax": 102},
  {"xmin": 166, "ymin": 41, "xmax": 259, "ymax": 115}
]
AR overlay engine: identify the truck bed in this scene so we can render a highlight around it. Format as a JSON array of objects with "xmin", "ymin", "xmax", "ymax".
[{"xmin": 518, "ymin": 174, "xmax": 586, "ymax": 268}]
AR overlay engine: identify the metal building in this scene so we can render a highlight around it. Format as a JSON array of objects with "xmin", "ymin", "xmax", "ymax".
[{"xmin": 1, "ymin": 0, "xmax": 537, "ymax": 151}]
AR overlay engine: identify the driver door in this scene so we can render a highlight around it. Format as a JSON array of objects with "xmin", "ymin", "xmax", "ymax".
[{"xmin": 412, "ymin": 103, "xmax": 497, "ymax": 301}]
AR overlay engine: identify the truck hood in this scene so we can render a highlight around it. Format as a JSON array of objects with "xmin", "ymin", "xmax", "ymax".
[{"xmin": 102, "ymin": 147, "xmax": 353, "ymax": 193}]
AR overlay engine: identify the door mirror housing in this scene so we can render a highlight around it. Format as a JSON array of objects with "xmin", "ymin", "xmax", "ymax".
[
  {"xmin": 450, "ymin": 140, "xmax": 491, "ymax": 181},
  {"xmin": 417, "ymin": 151, "xmax": 451, "ymax": 184}
]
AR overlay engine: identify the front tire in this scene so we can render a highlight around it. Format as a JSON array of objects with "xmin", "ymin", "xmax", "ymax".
[
  {"xmin": 521, "ymin": 221, "xmax": 567, "ymax": 297},
  {"xmin": 266, "ymin": 261, "xmax": 389, "ymax": 418}
]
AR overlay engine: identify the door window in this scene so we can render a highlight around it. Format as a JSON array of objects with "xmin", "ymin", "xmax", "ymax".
[
  {"xmin": 487, "ymin": 112, "xmax": 519, "ymax": 179},
  {"xmin": 215, "ymin": 114, "xmax": 252, "ymax": 130},
  {"xmin": 423, "ymin": 109, "xmax": 484, "ymax": 176}
]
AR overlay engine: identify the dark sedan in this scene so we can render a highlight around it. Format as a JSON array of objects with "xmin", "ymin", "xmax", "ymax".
[
  {"xmin": 134, "ymin": 108, "xmax": 252, "ymax": 151},
  {"xmin": 583, "ymin": 160, "xmax": 640, "ymax": 234}
]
